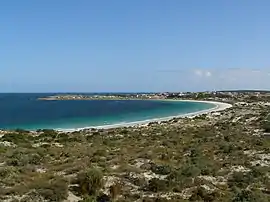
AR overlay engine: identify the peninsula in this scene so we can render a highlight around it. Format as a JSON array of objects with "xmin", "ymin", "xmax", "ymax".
[
  {"xmin": 38, "ymin": 93, "xmax": 165, "ymax": 100},
  {"xmin": 38, "ymin": 91, "xmax": 270, "ymax": 103}
]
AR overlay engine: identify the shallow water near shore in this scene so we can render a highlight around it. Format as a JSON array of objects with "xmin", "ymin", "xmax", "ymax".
[{"xmin": 0, "ymin": 93, "xmax": 216, "ymax": 130}]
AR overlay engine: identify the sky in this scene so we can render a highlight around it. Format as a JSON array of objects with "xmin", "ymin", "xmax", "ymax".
[{"xmin": 1, "ymin": 0, "xmax": 270, "ymax": 92}]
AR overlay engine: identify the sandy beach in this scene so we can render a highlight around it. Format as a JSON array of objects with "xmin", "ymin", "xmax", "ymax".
[{"xmin": 58, "ymin": 100, "xmax": 232, "ymax": 132}]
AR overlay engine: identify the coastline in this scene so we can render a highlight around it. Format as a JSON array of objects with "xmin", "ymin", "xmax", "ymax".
[
  {"xmin": 2, "ymin": 93, "xmax": 269, "ymax": 201},
  {"xmin": 57, "ymin": 100, "xmax": 232, "ymax": 132}
]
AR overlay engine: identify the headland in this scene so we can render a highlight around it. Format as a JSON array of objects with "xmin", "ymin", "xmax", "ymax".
[{"xmin": 38, "ymin": 93, "xmax": 165, "ymax": 100}]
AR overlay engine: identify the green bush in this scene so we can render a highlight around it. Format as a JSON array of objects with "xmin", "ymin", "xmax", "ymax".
[
  {"xmin": 189, "ymin": 186, "xmax": 211, "ymax": 201},
  {"xmin": 193, "ymin": 157, "xmax": 219, "ymax": 176},
  {"xmin": 150, "ymin": 164, "xmax": 172, "ymax": 175},
  {"xmin": 14, "ymin": 129, "xmax": 29, "ymax": 133},
  {"xmin": 28, "ymin": 153, "xmax": 44, "ymax": 165},
  {"xmin": 181, "ymin": 165, "xmax": 201, "ymax": 178},
  {"xmin": 219, "ymin": 142, "xmax": 234, "ymax": 154},
  {"xmin": 0, "ymin": 167, "xmax": 17, "ymax": 179},
  {"xmin": 228, "ymin": 172, "xmax": 254, "ymax": 189},
  {"xmin": 1, "ymin": 133, "xmax": 29, "ymax": 144},
  {"xmin": 33, "ymin": 177, "xmax": 68, "ymax": 202},
  {"xmin": 77, "ymin": 167, "xmax": 104, "ymax": 196},
  {"xmin": 250, "ymin": 166, "xmax": 268, "ymax": 179},
  {"xmin": 148, "ymin": 178, "xmax": 168, "ymax": 192},
  {"xmin": 263, "ymin": 122, "xmax": 270, "ymax": 132},
  {"xmin": 167, "ymin": 169, "xmax": 193, "ymax": 187},
  {"xmin": 232, "ymin": 189, "xmax": 270, "ymax": 202},
  {"xmin": 6, "ymin": 150, "xmax": 27, "ymax": 166},
  {"xmin": 6, "ymin": 150, "xmax": 44, "ymax": 166},
  {"xmin": 262, "ymin": 115, "xmax": 270, "ymax": 132}
]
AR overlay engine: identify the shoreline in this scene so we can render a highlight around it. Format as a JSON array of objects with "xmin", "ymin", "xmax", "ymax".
[{"xmin": 56, "ymin": 100, "xmax": 232, "ymax": 132}]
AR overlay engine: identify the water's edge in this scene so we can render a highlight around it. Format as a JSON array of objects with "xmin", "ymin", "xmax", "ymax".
[
  {"xmin": 0, "ymin": 98, "xmax": 232, "ymax": 131},
  {"xmin": 57, "ymin": 100, "xmax": 232, "ymax": 132}
]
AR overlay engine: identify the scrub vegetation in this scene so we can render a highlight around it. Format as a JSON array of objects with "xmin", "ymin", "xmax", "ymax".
[{"xmin": 1, "ymin": 93, "xmax": 270, "ymax": 201}]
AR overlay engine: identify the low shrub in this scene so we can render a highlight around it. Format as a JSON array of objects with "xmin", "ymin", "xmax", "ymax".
[
  {"xmin": 228, "ymin": 172, "xmax": 254, "ymax": 189},
  {"xmin": 232, "ymin": 189, "xmax": 270, "ymax": 202},
  {"xmin": 181, "ymin": 165, "xmax": 201, "ymax": 178},
  {"xmin": 150, "ymin": 164, "xmax": 172, "ymax": 175},
  {"xmin": 34, "ymin": 177, "xmax": 68, "ymax": 201},
  {"xmin": 1, "ymin": 133, "xmax": 29, "ymax": 144},
  {"xmin": 148, "ymin": 178, "xmax": 168, "ymax": 192},
  {"xmin": 77, "ymin": 167, "xmax": 104, "ymax": 196}
]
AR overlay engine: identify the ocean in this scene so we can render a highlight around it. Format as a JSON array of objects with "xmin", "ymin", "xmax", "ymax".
[{"xmin": 0, "ymin": 93, "xmax": 215, "ymax": 130}]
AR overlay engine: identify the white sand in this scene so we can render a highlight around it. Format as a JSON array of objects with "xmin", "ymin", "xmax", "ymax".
[{"xmin": 57, "ymin": 100, "xmax": 232, "ymax": 132}]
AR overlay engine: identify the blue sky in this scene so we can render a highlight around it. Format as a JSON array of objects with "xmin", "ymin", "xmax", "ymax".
[{"xmin": 1, "ymin": 0, "xmax": 270, "ymax": 92}]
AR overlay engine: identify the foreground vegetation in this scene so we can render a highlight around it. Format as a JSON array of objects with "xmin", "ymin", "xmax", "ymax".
[{"xmin": 1, "ymin": 95, "xmax": 270, "ymax": 201}]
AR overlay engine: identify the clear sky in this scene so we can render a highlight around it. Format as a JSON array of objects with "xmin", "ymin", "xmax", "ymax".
[{"xmin": 1, "ymin": 0, "xmax": 270, "ymax": 92}]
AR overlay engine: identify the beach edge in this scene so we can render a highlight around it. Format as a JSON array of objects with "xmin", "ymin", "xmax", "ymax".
[{"xmin": 57, "ymin": 100, "xmax": 232, "ymax": 132}]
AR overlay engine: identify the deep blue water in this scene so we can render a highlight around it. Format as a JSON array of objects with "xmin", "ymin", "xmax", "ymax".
[{"xmin": 0, "ymin": 93, "xmax": 215, "ymax": 130}]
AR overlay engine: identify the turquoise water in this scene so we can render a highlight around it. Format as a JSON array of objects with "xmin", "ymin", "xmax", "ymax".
[{"xmin": 0, "ymin": 94, "xmax": 215, "ymax": 130}]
